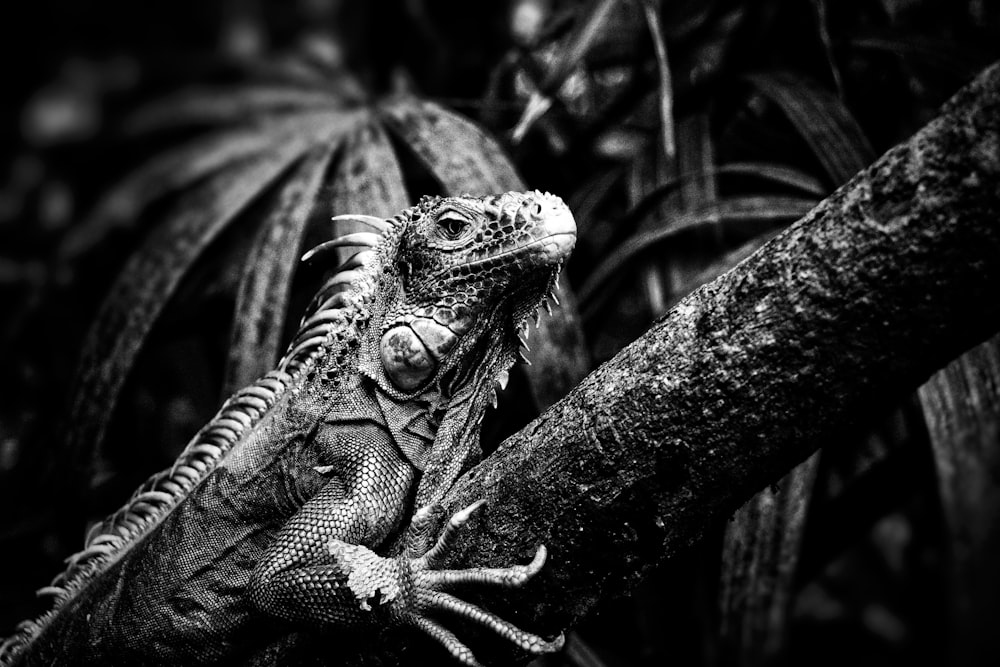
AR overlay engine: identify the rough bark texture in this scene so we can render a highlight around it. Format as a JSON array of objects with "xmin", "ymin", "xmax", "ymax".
[
  {"xmin": 918, "ymin": 333, "xmax": 1000, "ymax": 667},
  {"xmin": 364, "ymin": 61, "xmax": 1000, "ymax": 665}
]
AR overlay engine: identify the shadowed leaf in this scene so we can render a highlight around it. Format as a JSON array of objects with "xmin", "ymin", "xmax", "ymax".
[
  {"xmin": 917, "ymin": 333, "xmax": 1000, "ymax": 664},
  {"xmin": 746, "ymin": 71, "xmax": 874, "ymax": 185},
  {"xmin": 68, "ymin": 134, "xmax": 324, "ymax": 470},
  {"xmin": 567, "ymin": 166, "xmax": 625, "ymax": 228},
  {"xmin": 539, "ymin": 0, "xmax": 618, "ymax": 93},
  {"xmin": 325, "ymin": 119, "xmax": 411, "ymax": 266},
  {"xmin": 640, "ymin": 113, "xmax": 718, "ymax": 315},
  {"xmin": 124, "ymin": 85, "xmax": 346, "ymax": 134},
  {"xmin": 619, "ymin": 162, "xmax": 826, "ymax": 234},
  {"xmin": 851, "ymin": 35, "xmax": 990, "ymax": 79},
  {"xmin": 674, "ymin": 113, "xmax": 717, "ymax": 214},
  {"xmin": 330, "ymin": 120, "xmax": 411, "ymax": 221},
  {"xmin": 61, "ymin": 111, "xmax": 354, "ymax": 258},
  {"xmin": 511, "ymin": 0, "xmax": 620, "ymax": 140},
  {"xmin": 379, "ymin": 97, "xmax": 522, "ymax": 193},
  {"xmin": 580, "ymin": 196, "xmax": 818, "ymax": 307},
  {"xmin": 719, "ymin": 455, "xmax": 821, "ymax": 665},
  {"xmin": 810, "ymin": 0, "xmax": 844, "ymax": 98},
  {"xmin": 223, "ymin": 141, "xmax": 339, "ymax": 394},
  {"xmin": 717, "ymin": 162, "xmax": 828, "ymax": 197},
  {"xmin": 641, "ymin": 0, "xmax": 676, "ymax": 159}
]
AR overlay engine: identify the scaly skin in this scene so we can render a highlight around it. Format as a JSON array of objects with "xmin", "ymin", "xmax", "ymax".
[{"xmin": 0, "ymin": 191, "xmax": 575, "ymax": 666}]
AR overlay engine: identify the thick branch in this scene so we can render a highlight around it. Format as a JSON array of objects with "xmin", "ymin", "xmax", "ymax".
[{"xmin": 407, "ymin": 61, "xmax": 1000, "ymax": 662}]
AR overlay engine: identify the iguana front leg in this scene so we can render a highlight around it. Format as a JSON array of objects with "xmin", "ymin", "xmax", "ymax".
[
  {"xmin": 249, "ymin": 446, "xmax": 560, "ymax": 665},
  {"xmin": 247, "ymin": 433, "xmax": 415, "ymax": 625}
]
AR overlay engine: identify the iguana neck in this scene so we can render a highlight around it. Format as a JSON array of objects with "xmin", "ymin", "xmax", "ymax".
[{"xmin": 414, "ymin": 328, "xmax": 518, "ymax": 509}]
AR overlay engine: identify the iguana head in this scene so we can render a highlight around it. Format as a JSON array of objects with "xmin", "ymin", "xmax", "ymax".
[
  {"xmin": 293, "ymin": 190, "xmax": 575, "ymax": 402},
  {"xmin": 358, "ymin": 190, "xmax": 575, "ymax": 396}
]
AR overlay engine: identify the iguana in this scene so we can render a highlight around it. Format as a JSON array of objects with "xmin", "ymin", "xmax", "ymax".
[{"xmin": 0, "ymin": 190, "xmax": 576, "ymax": 666}]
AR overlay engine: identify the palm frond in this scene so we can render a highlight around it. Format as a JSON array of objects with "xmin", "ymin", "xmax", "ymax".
[
  {"xmin": 318, "ymin": 118, "xmax": 411, "ymax": 275},
  {"xmin": 917, "ymin": 334, "xmax": 1000, "ymax": 662},
  {"xmin": 719, "ymin": 455, "xmax": 820, "ymax": 664},
  {"xmin": 223, "ymin": 141, "xmax": 339, "ymax": 394},
  {"xmin": 68, "ymin": 134, "xmax": 324, "ymax": 470},
  {"xmin": 380, "ymin": 97, "xmax": 522, "ymax": 193},
  {"xmin": 745, "ymin": 71, "xmax": 874, "ymax": 185},
  {"xmin": 328, "ymin": 120, "xmax": 410, "ymax": 241},
  {"xmin": 61, "ymin": 111, "xmax": 352, "ymax": 258},
  {"xmin": 717, "ymin": 162, "xmax": 828, "ymax": 197},
  {"xmin": 124, "ymin": 85, "xmax": 347, "ymax": 134},
  {"xmin": 580, "ymin": 196, "xmax": 818, "ymax": 310}
]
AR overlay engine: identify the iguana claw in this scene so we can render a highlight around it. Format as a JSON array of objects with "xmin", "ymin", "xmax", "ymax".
[{"xmin": 396, "ymin": 500, "xmax": 563, "ymax": 666}]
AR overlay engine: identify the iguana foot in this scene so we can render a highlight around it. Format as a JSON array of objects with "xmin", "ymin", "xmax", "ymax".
[{"xmin": 329, "ymin": 501, "xmax": 563, "ymax": 666}]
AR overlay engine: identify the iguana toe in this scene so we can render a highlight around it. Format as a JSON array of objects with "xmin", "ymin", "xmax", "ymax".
[{"xmin": 399, "ymin": 501, "xmax": 563, "ymax": 664}]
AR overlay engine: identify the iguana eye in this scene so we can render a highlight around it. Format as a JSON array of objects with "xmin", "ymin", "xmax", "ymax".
[{"xmin": 437, "ymin": 214, "xmax": 469, "ymax": 239}]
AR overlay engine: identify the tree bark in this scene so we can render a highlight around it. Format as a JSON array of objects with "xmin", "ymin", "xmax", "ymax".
[{"xmin": 372, "ymin": 60, "xmax": 1000, "ymax": 664}]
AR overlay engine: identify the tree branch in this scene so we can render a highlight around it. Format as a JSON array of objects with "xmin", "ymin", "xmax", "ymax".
[{"xmin": 394, "ymin": 60, "xmax": 1000, "ymax": 664}]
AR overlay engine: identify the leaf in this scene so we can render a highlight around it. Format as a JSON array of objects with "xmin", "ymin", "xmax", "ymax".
[
  {"xmin": 810, "ymin": 0, "xmax": 844, "ymax": 99},
  {"xmin": 511, "ymin": 0, "xmax": 620, "ymax": 140},
  {"xmin": 619, "ymin": 162, "xmax": 826, "ymax": 235},
  {"xmin": 717, "ymin": 162, "xmax": 828, "ymax": 197},
  {"xmin": 718, "ymin": 455, "xmax": 820, "ymax": 664},
  {"xmin": 917, "ymin": 333, "xmax": 1000, "ymax": 662},
  {"xmin": 745, "ymin": 71, "xmax": 875, "ymax": 185},
  {"xmin": 851, "ymin": 35, "xmax": 990, "ymax": 79},
  {"xmin": 323, "ymin": 119, "xmax": 411, "ymax": 268},
  {"xmin": 625, "ymin": 117, "xmax": 685, "ymax": 317},
  {"xmin": 674, "ymin": 113, "xmax": 717, "ymax": 213},
  {"xmin": 67, "ymin": 132, "xmax": 324, "ymax": 470},
  {"xmin": 568, "ymin": 166, "xmax": 625, "ymax": 226},
  {"xmin": 579, "ymin": 196, "xmax": 818, "ymax": 307},
  {"xmin": 61, "ymin": 111, "xmax": 353, "ymax": 258},
  {"xmin": 243, "ymin": 50, "xmax": 352, "ymax": 88},
  {"xmin": 378, "ymin": 97, "xmax": 522, "ymax": 193},
  {"xmin": 330, "ymin": 121, "xmax": 411, "ymax": 218},
  {"xmin": 539, "ymin": 0, "xmax": 618, "ymax": 93},
  {"xmin": 223, "ymin": 141, "xmax": 339, "ymax": 395},
  {"xmin": 124, "ymin": 85, "xmax": 345, "ymax": 134},
  {"xmin": 641, "ymin": 0, "xmax": 676, "ymax": 160}
]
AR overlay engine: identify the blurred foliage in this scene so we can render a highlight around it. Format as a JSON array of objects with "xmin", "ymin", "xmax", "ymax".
[{"xmin": 1, "ymin": 0, "xmax": 999, "ymax": 665}]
